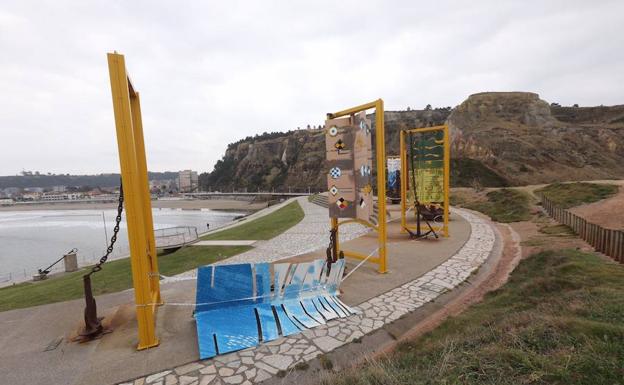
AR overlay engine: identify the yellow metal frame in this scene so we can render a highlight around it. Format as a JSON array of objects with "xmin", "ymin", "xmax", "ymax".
[
  {"xmin": 400, "ymin": 125, "xmax": 450, "ymax": 237},
  {"xmin": 327, "ymin": 99, "xmax": 387, "ymax": 273},
  {"xmin": 107, "ymin": 52, "xmax": 161, "ymax": 350}
]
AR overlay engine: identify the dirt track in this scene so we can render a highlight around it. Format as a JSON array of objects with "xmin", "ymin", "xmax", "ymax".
[{"xmin": 570, "ymin": 182, "xmax": 624, "ymax": 229}]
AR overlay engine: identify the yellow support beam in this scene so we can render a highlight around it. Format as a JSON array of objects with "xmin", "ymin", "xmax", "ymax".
[
  {"xmin": 328, "ymin": 99, "xmax": 387, "ymax": 273},
  {"xmin": 400, "ymin": 130, "xmax": 407, "ymax": 233},
  {"xmin": 107, "ymin": 52, "xmax": 160, "ymax": 350}
]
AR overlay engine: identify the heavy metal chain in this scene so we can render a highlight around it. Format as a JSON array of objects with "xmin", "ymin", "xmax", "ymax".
[{"xmin": 88, "ymin": 181, "xmax": 124, "ymax": 275}]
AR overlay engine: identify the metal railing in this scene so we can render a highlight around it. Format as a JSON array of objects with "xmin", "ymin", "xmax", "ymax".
[{"xmin": 154, "ymin": 226, "xmax": 199, "ymax": 249}]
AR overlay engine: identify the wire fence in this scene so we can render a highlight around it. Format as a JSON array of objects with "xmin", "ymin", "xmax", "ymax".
[{"xmin": 541, "ymin": 194, "xmax": 624, "ymax": 263}]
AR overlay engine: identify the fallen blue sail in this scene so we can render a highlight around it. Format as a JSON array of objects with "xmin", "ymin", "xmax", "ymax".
[{"xmin": 194, "ymin": 259, "xmax": 356, "ymax": 359}]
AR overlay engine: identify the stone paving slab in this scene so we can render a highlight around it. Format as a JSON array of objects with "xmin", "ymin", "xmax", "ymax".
[{"xmin": 121, "ymin": 208, "xmax": 496, "ymax": 385}]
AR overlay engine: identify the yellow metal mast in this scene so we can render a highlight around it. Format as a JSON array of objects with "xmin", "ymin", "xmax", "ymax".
[{"xmin": 107, "ymin": 52, "xmax": 161, "ymax": 350}]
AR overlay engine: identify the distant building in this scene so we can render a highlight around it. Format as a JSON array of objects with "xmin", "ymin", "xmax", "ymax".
[
  {"xmin": 52, "ymin": 185, "xmax": 67, "ymax": 192},
  {"xmin": 41, "ymin": 192, "xmax": 81, "ymax": 201},
  {"xmin": 150, "ymin": 179, "xmax": 178, "ymax": 194},
  {"xmin": 178, "ymin": 170, "xmax": 198, "ymax": 192},
  {"xmin": 21, "ymin": 192, "xmax": 41, "ymax": 201},
  {"xmin": 2, "ymin": 187, "xmax": 20, "ymax": 197}
]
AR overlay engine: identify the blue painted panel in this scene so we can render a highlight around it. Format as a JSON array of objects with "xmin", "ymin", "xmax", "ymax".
[
  {"xmin": 195, "ymin": 311, "xmax": 218, "ymax": 359},
  {"xmin": 282, "ymin": 264, "xmax": 308, "ymax": 300},
  {"xmin": 195, "ymin": 259, "xmax": 355, "ymax": 360},
  {"xmin": 301, "ymin": 298, "xmax": 326, "ymax": 322},
  {"xmin": 320, "ymin": 296, "xmax": 348, "ymax": 317},
  {"xmin": 301, "ymin": 260, "xmax": 323, "ymax": 294},
  {"xmin": 255, "ymin": 263, "xmax": 272, "ymax": 303},
  {"xmin": 274, "ymin": 304, "xmax": 302, "ymax": 336},
  {"xmin": 256, "ymin": 304, "xmax": 279, "ymax": 342},
  {"xmin": 195, "ymin": 265, "xmax": 213, "ymax": 313},
  {"xmin": 196, "ymin": 264, "xmax": 254, "ymax": 313},
  {"xmin": 198, "ymin": 305, "xmax": 259, "ymax": 356},
  {"xmin": 311, "ymin": 297, "xmax": 339, "ymax": 321},
  {"xmin": 329, "ymin": 296, "xmax": 356, "ymax": 316},
  {"xmin": 283, "ymin": 300, "xmax": 322, "ymax": 328},
  {"xmin": 273, "ymin": 263, "xmax": 290, "ymax": 298}
]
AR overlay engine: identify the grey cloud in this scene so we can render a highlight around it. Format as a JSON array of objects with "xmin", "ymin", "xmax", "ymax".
[{"xmin": 0, "ymin": 0, "xmax": 622, "ymax": 175}]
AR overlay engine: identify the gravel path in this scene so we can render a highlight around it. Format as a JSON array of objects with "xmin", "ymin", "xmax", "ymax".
[{"xmin": 570, "ymin": 182, "xmax": 624, "ymax": 230}]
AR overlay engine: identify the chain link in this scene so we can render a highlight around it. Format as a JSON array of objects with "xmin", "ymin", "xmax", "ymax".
[{"xmin": 88, "ymin": 181, "xmax": 124, "ymax": 275}]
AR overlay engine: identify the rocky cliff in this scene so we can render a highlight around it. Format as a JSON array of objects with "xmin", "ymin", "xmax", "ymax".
[
  {"xmin": 201, "ymin": 92, "xmax": 624, "ymax": 191},
  {"xmin": 448, "ymin": 92, "xmax": 624, "ymax": 185}
]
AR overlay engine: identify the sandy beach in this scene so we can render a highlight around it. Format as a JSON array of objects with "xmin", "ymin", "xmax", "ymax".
[{"xmin": 0, "ymin": 199, "xmax": 269, "ymax": 212}]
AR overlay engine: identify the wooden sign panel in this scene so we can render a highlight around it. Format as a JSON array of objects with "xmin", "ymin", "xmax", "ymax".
[{"xmin": 326, "ymin": 112, "xmax": 373, "ymax": 221}]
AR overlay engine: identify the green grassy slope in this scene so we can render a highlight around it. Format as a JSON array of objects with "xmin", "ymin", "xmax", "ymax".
[
  {"xmin": 537, "ymin": 182, "xmax": 618, "ymax": 208},
  {"xmin": 201, "ymin": 200, "xmax": 304, "ymax": 240},
  {"xmin": 326, "ymin": 249, "xmax": 624, "ymax": 385}
]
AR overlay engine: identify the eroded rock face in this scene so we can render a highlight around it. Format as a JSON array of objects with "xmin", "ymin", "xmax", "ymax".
[
  {"xmin": 204, "ymin": 92, "xmax": 624, "ymax": 190},
  {"xmin": 447, "ymin": 92, "xmax": 624, "ymax": 185}
]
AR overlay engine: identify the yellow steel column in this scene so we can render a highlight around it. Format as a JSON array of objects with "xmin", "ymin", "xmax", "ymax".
[
  {"xmin": 443, "ymin": 124, "xmax": 450, "ymax": 237},
  {"xmin": 107, "ymin": 52, "xmax": 159, "ymax": 350},
  {"xmin": 375, "ymin": 99, "xmax": 387, "ymax": 273},
  {"xmin": 129, "ymin": 92, "xmax": 161, "ymax": 303},
  {"xmin": 399, "ymin": 130, "xmax": 407, "ymax": 233}
]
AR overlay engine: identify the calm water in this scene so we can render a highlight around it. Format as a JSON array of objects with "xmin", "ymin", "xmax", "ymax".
[{"xmin": 0, "ymin": 208, "xmax": 243, "ymax": 282}]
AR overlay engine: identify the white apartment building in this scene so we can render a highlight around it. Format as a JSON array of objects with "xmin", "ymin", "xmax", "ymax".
[{"xmin": 178, "ymin": 170, "xmax": 198, "ymax": 192}]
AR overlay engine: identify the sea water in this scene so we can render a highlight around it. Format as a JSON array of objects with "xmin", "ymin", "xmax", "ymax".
[{"xmin": 0, "ymin": 208, "xmax": 243, "ymax": 283}]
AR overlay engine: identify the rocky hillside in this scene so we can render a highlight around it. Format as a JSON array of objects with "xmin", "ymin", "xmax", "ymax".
[
  {"xmin": 448, "ymin": 92, "xmax": 624, "ymax": 186},
  {"xmin": 201, "ymin": 92, "xmax": 624, "ymax": 191}
]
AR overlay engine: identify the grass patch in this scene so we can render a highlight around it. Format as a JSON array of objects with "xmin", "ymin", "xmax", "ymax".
[
  {"xmin": 539, "ymin": 224, "xmax": 575, "ymax": 236},
  {"xmin": 201, "ymin": 200, "xmax": 304, "ymax": 241},
  {"xmin": 325, "ymin": 249, "xmax": 624, "ymax": 385},
  {"xmin": 0, "ymin": 246, "xmax": 250, "ymax": 312},
  {"xmin": 451, "ymin": 158, "xmax": 509, "ymax": 188},
  {"xmin": 319, "ymin": 354, "xmax": 334, "ymax": 370},
  {"xmin": 521, "ymin": 238, "xmax": 548, "ymax": 247},
  {"xmin": 464, "ymin": 188, "xmax": 531, "ymax": 222},
  {"xmin": 537, "ymin": 182, "xmax": 618, "ymax": 209}
]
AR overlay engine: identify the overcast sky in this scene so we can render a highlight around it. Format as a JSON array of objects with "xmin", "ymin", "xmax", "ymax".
[{"xmin": 1, "ymin": 0, "xmax": 623, "ymax": 176}]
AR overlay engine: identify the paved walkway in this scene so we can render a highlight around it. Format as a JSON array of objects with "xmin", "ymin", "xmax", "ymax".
[
  {"xmin": 121, "ymin": 208, "xmax": 496, "ymax": 385},
  {"xmin": 171, "ymin": 197, "xmax": 368, "ymax": 280}
]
